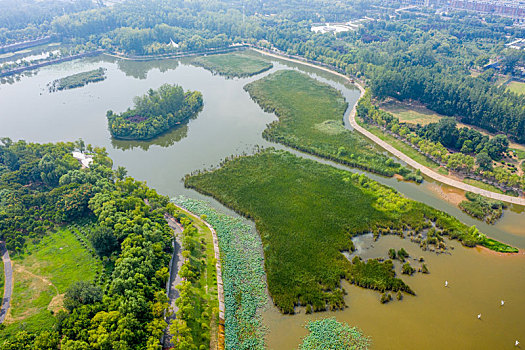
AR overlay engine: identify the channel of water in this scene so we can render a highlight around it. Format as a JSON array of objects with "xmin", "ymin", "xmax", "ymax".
[{"xmin": 1, "ymin": 50, "xmax": 524, "ymax": 349}]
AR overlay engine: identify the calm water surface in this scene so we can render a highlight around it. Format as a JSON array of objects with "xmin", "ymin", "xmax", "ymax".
[{"xmin": 1, "ymin": 51, "xmax": 524, "ymax": 349}]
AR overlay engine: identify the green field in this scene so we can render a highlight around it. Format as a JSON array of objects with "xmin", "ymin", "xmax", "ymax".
[
  {"xmin": 245, "ymin": 70, "xmax": 406, "ymax": 176},
  {"xmin": 1, "ymin": 227, "xmax": 100, "ymax": 337},
  {"xmin": 192, "ymin": 51, "xmax": 273, "ymax": 78},
  {"xmin": 380, "ymin": 101, "xmax": 442, "ymax": 125},
  {"xmin": 507, "ymin": 81, "xmax": 525, "ymax": 95},
  {"xmin": 185, "ymin": 149, "xmax": 514, "ymax": 314},
  {"xmin": 463, "ymin": 178, "xmax": 505, "ymax": 194}
]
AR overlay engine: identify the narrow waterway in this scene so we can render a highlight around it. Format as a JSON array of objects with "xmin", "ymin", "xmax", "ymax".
[{"xmin": 1, "ymin": 50, "xmax": 524, "ymax": 349}]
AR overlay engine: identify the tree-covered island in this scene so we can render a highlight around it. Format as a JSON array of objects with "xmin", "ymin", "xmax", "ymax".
[{"xmin": 106, "ymin": 84, "xmax": 203, "ymax": 141}]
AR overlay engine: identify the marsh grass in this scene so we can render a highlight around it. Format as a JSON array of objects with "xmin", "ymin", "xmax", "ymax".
[
  {"xmin": 192, "ymin": 51, "xmax": 273, "ymax": 78},
  {"xmin": 185, "ymin": 149, "xmax": 510, "ymax": 313},
  {"xmin": 244, "ymin": 70, "xmax": 407, "ymax": 176}
]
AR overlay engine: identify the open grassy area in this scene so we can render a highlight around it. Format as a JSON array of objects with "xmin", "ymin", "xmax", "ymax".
[
  {"xmin": 192, "ymin": 51, "xmax": 273, "ymax": 78},
  {"xmin": 244, "ymin": 70, "xmax": 406, "ymax": 177},
  {"xmin": 185, "ymin": 149, "xmax": 514, "ymax": 314},
  {"xmin": 0, "ymin": 227, "xmax": 99, "ymax": 338},
  {"xmin": 463, "ymin": 178, "xmax": 505, "ymax": 194},
  {"xmin": 380, "ymin": 100, "xmax": 443, "ymax": 125},
  {"xmin": 507, "ymin": 81, "xmax": 525, "ymax": 95}
]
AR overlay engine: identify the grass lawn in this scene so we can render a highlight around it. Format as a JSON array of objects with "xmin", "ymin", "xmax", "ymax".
[
  {"xmin": 0, "ymin": 227, "xmax": 100, "ymax": 338},
  {"xmin": 380, "ymin": 100, "xmax": 442, "ymax": 125},
  {"xmin": 463, "ymin": 178, "xmax": 506, "ymax": 195},
  {"xmin": 245, "ymin": 70, "xmax": 406, "ymax": 176},
  {"xmin": 507, "ymin": 81, "xmax": 525, "ymax": 95},
  {"xmin": 186, "ymin": 149, "xmax": 514, "ymax": 314},
  {"xmin": 192, "ymin": 51, "xmax": 273, "ymax": 78}
]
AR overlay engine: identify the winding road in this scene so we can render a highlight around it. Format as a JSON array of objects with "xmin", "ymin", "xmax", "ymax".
[
  {"xmin": 0, "ymin": 241, "xmax": 13, "ymax": 324},
  {"xmin": 253, "ymin": 48, "xmax": 525, "ymax": 207}
]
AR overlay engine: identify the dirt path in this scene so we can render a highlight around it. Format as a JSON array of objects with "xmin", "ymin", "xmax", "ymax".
[
  {"xmin": 0, "ymin": 241, "xmax": 13, "ymax": 324},
  {"xmin": 253, "ymin": 48, "xmax": 525, "ymax": 207}
]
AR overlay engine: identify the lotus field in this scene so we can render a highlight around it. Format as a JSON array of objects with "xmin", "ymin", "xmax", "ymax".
[{"xmin": 174, "ymin": 197, "xmax": 268, "ymax": 350}]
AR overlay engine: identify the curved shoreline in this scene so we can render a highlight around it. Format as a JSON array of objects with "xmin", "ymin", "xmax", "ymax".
[{"xmin": 251, "ymin": 48, "xmax": 525, "ymax": 207}]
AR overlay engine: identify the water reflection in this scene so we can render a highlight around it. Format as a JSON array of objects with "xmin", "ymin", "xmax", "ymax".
[
  {"xmin": 113, "ymin": 57, "xmax": 182, "ymax": 80},
  {"xmin": 111, "ymin": 124, "xmax": 189, "ymax": 151}
]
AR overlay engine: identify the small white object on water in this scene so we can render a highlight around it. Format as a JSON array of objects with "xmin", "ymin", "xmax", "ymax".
[
  {"xmin": 445, "ymin": 281, "xmax": 448, "ymax": 287},
  {"xmin": 501, "ymin": 300, "xmax": 505, "ymax": 306},
  {"xmin": 477, "ymin": 314, "xmax": 481, "ymax": 319},
  {"xmin": 515, "ymin": 340, "xmax": 519, "ymax": 346}
]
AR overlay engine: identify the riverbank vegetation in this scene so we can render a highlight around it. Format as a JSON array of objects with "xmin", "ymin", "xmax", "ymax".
[
  {"xmin": 0, "ymin": 139, "xmax": 216, "ymax": 348},
  {"xmin": 244, "ymin": 70, "xmax": 408, "ymax": 177},
  {"xmin": 48, "ymin": 67, "xmax": 106, "ymax": 92},
  {"xmin": 2, "ymin": 0, "xmax": 524, "ymax": 144},
  {"xmin": 106, "ymin": 84, "xmax": 203, "ymax": 140},
  {"xmin": 192, "ymin": 51, "xmax": 273, "ymax": 78},
  {"xmin": 357, "ymin": 91, "xmax": 525, "ymax": 194},
  {"xmin": 185, "ymin": 149, "xmax": 516, "ymax": 314},
  {"xmin": 167, "ymin": 211, "xmax": 219, "ymax": 350},
  {"xmin": 299, "ymin": 318, "xmax": 370, "ymax": 350},
  {"xmin": 175, "ymin": 197, "xmax": 267, "ymax": 350},
  {"xmin": 459, "ymin": 192, "xmax": 506, "ymax": 224}
]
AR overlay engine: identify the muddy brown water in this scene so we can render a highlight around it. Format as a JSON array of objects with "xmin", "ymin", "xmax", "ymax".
[{"xmin": 1, "ymin": 50, "xmax": 524, "ymax": 349}]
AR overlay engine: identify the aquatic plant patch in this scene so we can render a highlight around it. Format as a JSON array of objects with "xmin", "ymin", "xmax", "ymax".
[
  {"xmin": 174, "ymin": 197, "xmax": 267, "ymax": 350},
  {"xmin": 299, "ymin": 318, "xmax": 370, "ymax": 350},
  {"xmin": 192, "ymin": 51, "xmax": 273, "ymax": 78},
  {"xmin": 48, "ymin": 67, "xmax": 106, "ymax": 92},
  {"xmin": 185, "ymin": 149, "xmax": 516, "ymax": 314},
  {"xmin": 244, "ymin": 69, "xmax": 408, "ymax": 177}
]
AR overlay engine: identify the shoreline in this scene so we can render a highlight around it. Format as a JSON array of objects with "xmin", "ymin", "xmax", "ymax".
[{"xmin": 251, "ymin": 47, "xmax": 525, "ymax": 207}]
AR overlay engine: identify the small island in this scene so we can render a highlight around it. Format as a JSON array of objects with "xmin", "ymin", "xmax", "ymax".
[
  {"xmin": 48, "ymin": 67, "xmax": 106, "ymax": 92},
  {"xmin": 106, "ymin": 84, "xmax": 203, "ymax": 140},
  {"xmin": 192, "ymin": 51, "xmax": 273, "ymax": 78}
]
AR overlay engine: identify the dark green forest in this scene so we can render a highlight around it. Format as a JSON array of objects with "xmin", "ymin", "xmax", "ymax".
[
  {"xmin": 2, "ymin": 0, "xmax": 524, "ymax": 142},
  {"xmin": 0, "ymin": 139, "xmax": 205, "ymax": 349},
  {"xmin": 106, "ymin": 84, "xmax": 203, "ymax": 140}
]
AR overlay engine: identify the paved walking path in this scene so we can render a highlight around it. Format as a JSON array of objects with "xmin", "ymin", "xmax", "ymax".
[
  {"xmin": 162, "ymin": 214, "xmax": 185, "ymax": 349},
  {"xmin": 0, "ymin": 241, "xmax": 13, "ymax": 324},
  {"xmin": 253, "ymin": 48, "xmax": 525, "ymax": 206}
]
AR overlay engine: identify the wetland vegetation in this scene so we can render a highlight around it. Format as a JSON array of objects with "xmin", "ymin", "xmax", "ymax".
[
  {"xmin": 185, "ymin": 149, "xmax": 516, "ymax": 314},
  {"xmin": 48, "ymin": 67, "xmax": 106, "ymax": 92},
  {"xmin": 106, "ymin": 84, "xmax": 203, "ymax": 141},
  {"xmin": 175, "ymin": 197, "xmax": 267, "ymax": 350},
  {"xmin": 459, "ymin": 192, "xmax": 506, "ymax": 224},
  {"xmin": 244, "ymin": 70, "xmax": 410, "ymax": 177},
  {"xmin": 299, "ymin": 318, "xmax": 370, "ymax": 350},
  {"xmin": 192, "ymin": 51, "xmax": 273, "ymax": 78}
]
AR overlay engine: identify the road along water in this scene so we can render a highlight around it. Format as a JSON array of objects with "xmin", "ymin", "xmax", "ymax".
[{"xmin": 1, "ymin": 51, "xmax": 525, "ymax": 348}]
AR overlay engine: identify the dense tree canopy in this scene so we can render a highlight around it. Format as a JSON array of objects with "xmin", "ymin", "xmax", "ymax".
[{"xmin": 106, "ymin": 84, "xmax": 203, "ymax": 140}]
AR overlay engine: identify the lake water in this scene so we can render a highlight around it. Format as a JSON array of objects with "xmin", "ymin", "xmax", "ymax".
[{"xmin": 1, "ymin": 50, "xmax": 524, "ymax": 349}]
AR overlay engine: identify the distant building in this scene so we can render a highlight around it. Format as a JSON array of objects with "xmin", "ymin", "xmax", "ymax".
[{"xmin": 393, "ymin": 0, "xmax": 525, "ymax": 19}]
